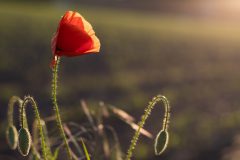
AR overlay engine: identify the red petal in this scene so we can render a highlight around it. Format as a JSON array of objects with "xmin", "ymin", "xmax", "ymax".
[
  {"xmin": 56, "ymin": 11, "xmax": 93, "ymax": 56},
  {"xmin": 51, "ymin": 11, "xmax": 101, "ymax": 58},
  {"xmin": 51, "ymin": 32, "xmax": 57, "ymax": 55}
]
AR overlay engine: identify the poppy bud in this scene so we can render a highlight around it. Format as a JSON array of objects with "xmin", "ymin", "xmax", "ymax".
[
  {"xmin": 18, "ymin": 128, "xmax": 32, "ymax": 156},
  {"xmin": 6, "ymin": 125, "xmax": 18, "ymax": 150},
  {"xmin": 154, "ymin": 129, "xmax": 169, "ymax": 155}
]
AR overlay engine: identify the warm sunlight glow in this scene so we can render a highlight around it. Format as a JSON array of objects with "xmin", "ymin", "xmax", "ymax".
[
  {"xmin": 179, "ymin": 0, "xmax": 240, "ymax": 20},
  {"xmin": 198, "ymin": 0, "xmax": 240, "ymax": 19}
]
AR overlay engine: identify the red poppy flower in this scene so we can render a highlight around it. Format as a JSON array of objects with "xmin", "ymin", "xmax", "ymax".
[{"xmin": 51, "ymin": 11, "xmax": 100, "ymax": 66}]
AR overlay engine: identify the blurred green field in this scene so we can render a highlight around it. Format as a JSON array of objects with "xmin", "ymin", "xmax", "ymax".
[{"xmin": 1, "ymin": 2, "xmax": 240, "ymax": 160}]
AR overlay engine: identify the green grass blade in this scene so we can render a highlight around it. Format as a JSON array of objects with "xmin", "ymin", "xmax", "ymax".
[{"xmin": 81, "ymin": 139, "xmax": 91, "ymax": 160}]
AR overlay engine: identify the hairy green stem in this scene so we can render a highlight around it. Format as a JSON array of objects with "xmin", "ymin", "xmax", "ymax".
[
  {"xmin": 32, "ymin": 118, "xmax": 53, "ymax": 158},
  {"xmin": 32, "ymin": 119, "xmax": 42, "ymax": 158},
  {"xmin": 52, "ymin": 57, "xmax": 72, "ymax": 160},
  {"xmin": 8, "ymin": 96, "xmax": 23, "ymax": 126},
  {"xmin": 125, "ymin": 95, "xmax": 170, "ymax": 160},
  {"xmin": 6, "ymin": 96, "xmax": 23, "ymax": 150},
  {"xmin": 20, "ymin": 96, "xmax": 48, "ymax": 160}
]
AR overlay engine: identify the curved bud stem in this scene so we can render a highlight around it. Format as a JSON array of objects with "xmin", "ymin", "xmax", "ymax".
[
  {"xmin": 125, "ymin": 95, "xmax": 171, "ymax": 160},
  {"xmin": 32, "ymin": 119, "xmax": 42, "ymax": 158},
  {"xmin": 32, "ymin": 119, "xmax": 52, "ymax": 159},
  {"xmin": 7, "ymin": 96, "xmax": 23, "ymax": 126},
  {"xmin": 6, "ymin": 96, "xmax": 23, "ymax": 150},
  {"xmin": 52, "ymin": 57, "xmax": 72, "ymax": 160},
  {"xmin": 20, "ymin": 96, "xmax": 48, "ymax": 160}
]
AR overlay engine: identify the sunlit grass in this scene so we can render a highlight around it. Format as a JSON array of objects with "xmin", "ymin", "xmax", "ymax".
[{"xmin": 1, "ymin": 2, "xmax": 240, "ymax": 43}]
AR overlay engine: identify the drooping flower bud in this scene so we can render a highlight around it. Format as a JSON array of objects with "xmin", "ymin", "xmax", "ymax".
[
  {"xmin": 6, "ymin": 125, "xmax": 18, "ymax": 150},
  {"xmin": 154, "ymin": 129, "xmax": 169, "ymax": 155},
  {"xmin": 18, "ymin": 128, "xmax": 32, "ymax": 156}
]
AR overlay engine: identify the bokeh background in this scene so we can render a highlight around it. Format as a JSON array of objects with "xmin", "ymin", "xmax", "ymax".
[{"xmin": 1, "ymin": 0, "xmax": 240, "ymax": 160}]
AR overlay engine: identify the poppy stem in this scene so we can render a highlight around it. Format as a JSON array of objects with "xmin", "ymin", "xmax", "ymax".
[
  {"xmin": 6, "ymin": 96, "xmax": 23, "ymax": 150},
  {"xmin": 8, "ymin": 96, "xmax": 23, "ymax": 127},
  {"xmin": 125, "ymin": 95, "xmax": 170, "ymax": 160},
  {"xmin": 52, "ymin": 57, "xmax": 72, "ymax": 160},
  {"xmin": 20, "ymin": 96, "xmax": 49, "ymax": 159}
]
